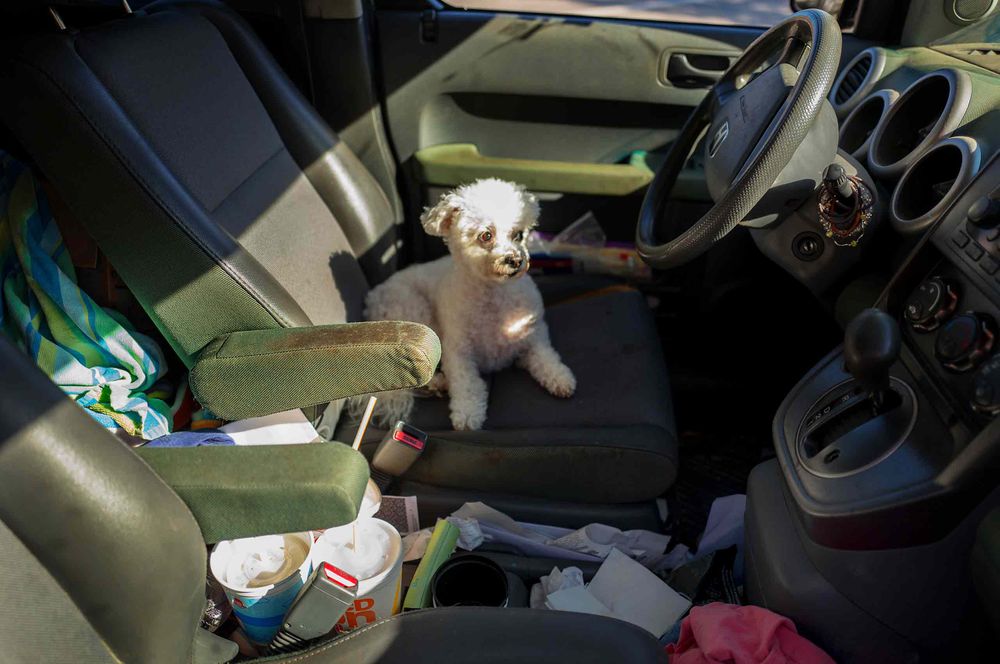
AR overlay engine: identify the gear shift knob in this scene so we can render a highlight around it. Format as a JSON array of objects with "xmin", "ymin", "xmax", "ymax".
[{"xmin": 844, "ymin": 308, "xmax": 901, "ymax": 407}]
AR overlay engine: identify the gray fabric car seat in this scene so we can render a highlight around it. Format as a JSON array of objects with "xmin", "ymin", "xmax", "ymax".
[
  {"xmin": 0, "ymin": 0, "xmax": 678, "ymax": 513},
  {"xmin": 0, "ymin": 335, "xmax": 669, "ymax": 664}
]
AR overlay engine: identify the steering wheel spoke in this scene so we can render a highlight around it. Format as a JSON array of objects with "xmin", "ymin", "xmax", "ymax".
[{"xmin": 778, "ymin": 35, "xmax": 810, "ymax": 73}]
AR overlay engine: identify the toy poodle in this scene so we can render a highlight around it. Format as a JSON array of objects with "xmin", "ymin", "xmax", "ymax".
[{"xmin": 364, "ymin": 178, "xmax": 576, "ymax": 430}]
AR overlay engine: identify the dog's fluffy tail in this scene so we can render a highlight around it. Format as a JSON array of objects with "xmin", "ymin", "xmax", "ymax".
[{"xmin": 348, "ymin": 390, "xmax": 414, "ymax": 429}]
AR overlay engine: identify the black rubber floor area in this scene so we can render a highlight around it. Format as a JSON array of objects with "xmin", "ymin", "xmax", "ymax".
[{"xmin": 667, "ymin": 431, "xmax": 770, "ymax": 548}]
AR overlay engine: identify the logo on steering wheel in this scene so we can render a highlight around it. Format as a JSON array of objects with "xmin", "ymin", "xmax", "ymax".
[{"xmin": 708, "ymin": 120, "xmax": 730, "ymax": 158}]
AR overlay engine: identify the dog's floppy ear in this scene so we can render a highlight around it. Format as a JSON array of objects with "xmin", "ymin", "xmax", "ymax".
[
  {"xmin": 518, "ymin": 185, "xmax": 540, "ymax": 228},
  {"xmin": 421, "ymin": 192, "xmax": 465, "ymax": 237}
]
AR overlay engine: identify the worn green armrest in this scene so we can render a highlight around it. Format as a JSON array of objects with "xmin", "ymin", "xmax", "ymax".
[
  {"xmin": 189, "ymin": 321, "xmax": 441, "ymax": 421},
  {"xmin": 136, "ymin": 443, "xmax": 368, "ymax": 544}
]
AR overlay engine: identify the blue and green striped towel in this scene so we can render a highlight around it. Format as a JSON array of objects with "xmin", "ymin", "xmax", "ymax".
[{"xmin": 0, "ymin": 152, "xmax": 172, "ymax": 439}]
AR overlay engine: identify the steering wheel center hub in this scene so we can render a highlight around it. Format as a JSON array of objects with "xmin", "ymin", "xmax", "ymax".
[{"xmin": 705, "ymin": 63, "xmax": 799, "ymax": 202}]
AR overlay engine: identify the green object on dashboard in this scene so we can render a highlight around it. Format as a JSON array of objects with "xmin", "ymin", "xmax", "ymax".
[{"xmin": 415, "ymin": 143, "xmax": 653, "ymax": 196}]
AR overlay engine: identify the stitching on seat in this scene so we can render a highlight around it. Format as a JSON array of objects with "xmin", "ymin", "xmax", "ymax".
[
  {"xmin": 207, "ymin": 143, "xmax": 287, "ymax": 214},
  {"xmin": 276, "ymin": 616, "xmax": 411, "ymax": 662},
  {"xmin": 210, "ymin": 341, "xmax": 427, "ymax": 360},
  {"xmin": 12, "ymin": 55, "xmax": 300, "ymax": 331},
  {"xmin": 193, "ymin": 6, "xmax": 398, "ymax": 220}
]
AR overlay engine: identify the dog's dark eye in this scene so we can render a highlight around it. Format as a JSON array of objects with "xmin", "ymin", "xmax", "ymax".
[
  {"xmin": 479, "ymin": 230, "xmax": 493, "ymax": 243},
  {"xmin": 513, "ymin": 231, "xmax": 524, "ymax": 242}
]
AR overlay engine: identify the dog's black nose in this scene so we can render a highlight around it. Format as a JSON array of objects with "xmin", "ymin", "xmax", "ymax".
[{"xmin": 504, "ymin": 254, "xmax": 524, "ymax": 268}]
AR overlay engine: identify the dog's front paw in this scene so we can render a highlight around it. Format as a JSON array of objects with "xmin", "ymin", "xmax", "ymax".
[
  {"xmin": 542, "ymin": 364, "xmax": 576, "ymax": 398},
  {"xmin": 451, "ymin": 408, "xmax": 486, "ymax": 431}
]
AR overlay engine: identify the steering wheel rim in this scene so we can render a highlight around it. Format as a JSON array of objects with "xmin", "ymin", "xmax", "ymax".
[{"xmin": 636, "ymin": 9, "xmax": 842, "ymax": 270}]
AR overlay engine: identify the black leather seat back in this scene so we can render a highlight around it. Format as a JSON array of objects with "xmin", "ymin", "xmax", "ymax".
[{"xmin": 1, "ymin": 0, "xmax": 391, "ymax": 366}]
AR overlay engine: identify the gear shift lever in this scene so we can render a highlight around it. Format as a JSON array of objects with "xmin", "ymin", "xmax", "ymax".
[{"xmin": 844, "ymin": 308, "xmax": 901, "ymax": 411}]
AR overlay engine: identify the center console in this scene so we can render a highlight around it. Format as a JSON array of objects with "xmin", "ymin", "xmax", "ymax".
[{"xmin": 745, "ymin": 154, "xmax": 1000, "ymax": 662}]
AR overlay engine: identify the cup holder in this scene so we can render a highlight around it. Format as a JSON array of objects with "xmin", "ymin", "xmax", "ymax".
[{"xmin": 890, "ymin": 136, "xmax": 980, "ymax": 235}]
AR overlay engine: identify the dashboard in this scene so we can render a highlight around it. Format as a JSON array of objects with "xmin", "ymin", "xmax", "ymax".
[
  {"xmin": 754, "ymin": 41, "xmax": 1000, "ymax": 298},
  {"xmin": 901, "ymin": 153, "xmax": 1000, "ymax": 432},
  {"xmin": 826, "ymin": 41, "xmax": 1000, "ymax": 431},
  {"xmin": 830, "ymin": 44, "xmax": 999, "ymax": 237},
  {"xmin": 762, "ymin": 43, "xmax": 1000, "ymax": 550},
  {"xmin": 769, "ymin": 152, "xmax": 1000, "ymax": 551},
  {"xmin": 746, "ymin": 28, "xmax": 1000, "ymax": 663}
]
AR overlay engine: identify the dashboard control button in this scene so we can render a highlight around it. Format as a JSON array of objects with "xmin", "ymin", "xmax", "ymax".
[
  {"xmin": 904, "ymin": 277, "xmax": 959, "ymax": 332},
  {"xmin": 972, "ymin": 356, "xmax": 1000, "ymax": 415},
  {"xmin": 967, "ymin": 197, "xmax": 1000, "ymax": 229},
  {"xmin": 966, "ymin": 242, "xmax": 985, "ymax": 261},
  {"xmin": 935, "ymin": 312, "xmax": 997, "ymax": 372},
  {"xmin": 953, "ymin": 231, "xmax": 971, "ymax": 248},
  {"xmin": 983, "ymin": 255, "xmax": 1000, "ymax": 276}
]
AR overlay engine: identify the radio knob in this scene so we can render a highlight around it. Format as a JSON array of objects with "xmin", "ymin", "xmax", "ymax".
[
  {"xmin": 904, "ymin": 277, "xmax": 959, "ymax": 332},
  {"xmin": 935, "ymin": 312, "xmax": 997, "ymax": 372}
]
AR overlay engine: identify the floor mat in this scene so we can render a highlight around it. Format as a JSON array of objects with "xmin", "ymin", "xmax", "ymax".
[{"xmin": 668, "ymin": 431, "xmax": 770, "ymax": 549}]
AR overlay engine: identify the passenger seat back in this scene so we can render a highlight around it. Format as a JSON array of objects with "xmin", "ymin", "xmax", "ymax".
[{"xmin": 1, "ymin": 0, "xmax": 392, "ymax": 366}]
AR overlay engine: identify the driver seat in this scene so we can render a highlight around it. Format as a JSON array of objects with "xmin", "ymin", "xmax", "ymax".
[{"xmin": 0, "ymin": 0, "xmax": 677, "ymax": 517}]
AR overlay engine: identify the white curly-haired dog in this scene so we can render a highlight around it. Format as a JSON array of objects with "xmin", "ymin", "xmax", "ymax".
[{"xmin": 364, "ymin": 178, "xmax": 576, "ymax": 431}]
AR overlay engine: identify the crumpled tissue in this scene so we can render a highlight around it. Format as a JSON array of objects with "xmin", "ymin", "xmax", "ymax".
[{"xmin": 529, "ymin": 566, "xmax": 585, "ymax": 609}]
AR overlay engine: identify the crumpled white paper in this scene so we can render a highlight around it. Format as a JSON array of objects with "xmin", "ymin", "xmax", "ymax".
[
  {"xmin": 447, "ymin": 516, "xmax": 485, "ymax": 550},
  {"xmin": 529, "ymin": 566, "xmax": 585, "ymax": 609},
  {"xmin": 532, "ymin": 549, "xmax": 692, "ymax": 637}
]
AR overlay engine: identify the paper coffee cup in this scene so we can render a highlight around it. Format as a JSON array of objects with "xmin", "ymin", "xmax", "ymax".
[
  {"xmin": 312, "ymin": 518, "xmax": 402, "ymax": 632},
  {"xmin": 210, "ymin": 532, "xmax": 314, "ymax": 645}
]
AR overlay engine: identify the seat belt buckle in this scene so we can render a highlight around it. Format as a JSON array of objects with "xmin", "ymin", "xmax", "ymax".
[
  {"xmin": 268, "ymin": 563, "xmax": 358, "ymax": 653},
  {"xmin": 370, "ymin": 421, "xmax": 428, "ymax": 490}
]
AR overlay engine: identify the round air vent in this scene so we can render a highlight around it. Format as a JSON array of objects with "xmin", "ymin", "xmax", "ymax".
[
  {"xmin": 890, "ymin": 136, "xmax": 980, "ymax": 235},
  {"xmin": 838, "ymin": 89, "xmax": 898, "ymax": 160},
  {"xmin": 830, "ymin": 47, "xmax": 887, "ymax": 118},
  {"xmin": 948, "ymin": 0, "xmax": 998, "ymax": 23},
  {"xmin": 868, "ymin": 68, "xmax": 972, "ymax": 180}
]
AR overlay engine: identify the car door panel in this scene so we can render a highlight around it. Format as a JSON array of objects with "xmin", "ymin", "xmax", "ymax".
[{"xmin": 375, "ymin": 7, "xmax": 761, "ymax": 239}]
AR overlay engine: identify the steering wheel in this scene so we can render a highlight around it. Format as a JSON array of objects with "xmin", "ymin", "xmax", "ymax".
[{"xmin": 636, "ymin": 9, "xmax": 842, "ymax": 269}]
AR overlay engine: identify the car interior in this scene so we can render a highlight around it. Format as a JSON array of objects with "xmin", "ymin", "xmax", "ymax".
[{"xmin": 0, "ymin": 0, "xmax": 998, "ymax": 662}]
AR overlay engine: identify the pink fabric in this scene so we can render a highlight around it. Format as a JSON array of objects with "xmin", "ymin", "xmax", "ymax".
[{"xmin": 666, "ymin": 603, "xmax": 835, "ymax": 664}]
